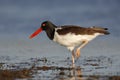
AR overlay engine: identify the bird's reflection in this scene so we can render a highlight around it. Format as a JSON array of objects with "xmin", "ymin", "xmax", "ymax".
[
  {"xmin": 53, "ymin": 66, "xmax": 84, "ymax": 80},
  {"xmin": 68, "ymin": 66, "xmax": 83, "ymax": 80}
]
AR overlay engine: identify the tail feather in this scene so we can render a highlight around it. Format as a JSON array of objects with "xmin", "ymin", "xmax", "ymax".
[{"xmin": 90, "ymin": 26, "xmax": 110, "ymax": 35}]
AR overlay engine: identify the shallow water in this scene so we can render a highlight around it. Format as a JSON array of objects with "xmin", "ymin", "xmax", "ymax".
[
  {"xmin": 0, "ymin": 55, "xmax": 120, "ymax": 80},
  {"xmin": 0, "ymin": 0, "xmax": 120, "ymax": 80}
]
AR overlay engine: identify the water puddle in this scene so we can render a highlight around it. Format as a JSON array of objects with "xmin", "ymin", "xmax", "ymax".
[{"xmin": 0, "ymin": 55, "xmax": 120, "ymax": 80}]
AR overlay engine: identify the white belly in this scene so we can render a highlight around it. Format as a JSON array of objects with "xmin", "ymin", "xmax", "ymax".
[{"xmin": 53, "ymin": 32, "xmax": 100, "ymax": 48}]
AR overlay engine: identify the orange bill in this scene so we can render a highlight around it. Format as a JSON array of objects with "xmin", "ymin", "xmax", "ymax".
[{"xmin": 29, "ymin": 28, "xmax": 42, "ymax": 39}]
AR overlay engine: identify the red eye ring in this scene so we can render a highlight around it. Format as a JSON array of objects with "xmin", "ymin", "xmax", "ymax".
[{"xmin": 42, "ymin": 23, "xmax": 46, "ymax": 26}]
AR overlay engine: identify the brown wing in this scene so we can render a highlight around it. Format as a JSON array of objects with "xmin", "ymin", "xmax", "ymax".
[
  {"xmin": 57, "ymin": 25, "xmax": 97, "ymax": 35},
  {"xmin": 89, "ymin": 26, "xmax": 110, "ymax": 35}
]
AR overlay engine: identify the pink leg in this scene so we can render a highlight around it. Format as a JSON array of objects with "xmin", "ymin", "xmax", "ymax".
[
  {"xmin": 75, "ymin": 40, "xmax": 88, "ymax": 59},
  {"xmin": 72, "ymin": 50, "xmax": 75, "ymax": 64}
]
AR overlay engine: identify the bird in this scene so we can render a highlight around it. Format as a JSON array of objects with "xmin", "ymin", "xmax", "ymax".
[{"xmin": 29, "ymin": 21, "xmax": 110, "ymax": 65}]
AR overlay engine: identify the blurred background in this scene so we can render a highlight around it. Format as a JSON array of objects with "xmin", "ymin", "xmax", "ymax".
[{"xmin": 0, "ymin": 0, "xmax": 120, "ymax": 62}]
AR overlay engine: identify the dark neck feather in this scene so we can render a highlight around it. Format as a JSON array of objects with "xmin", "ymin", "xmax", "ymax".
[
  {"xmin": 45, "ymin": 24, "xmax": 57, "ymax": 40},
  {"xmin": 43, "ymin": 21, "xmax": 57, "ymax": 40},
  {"xmin": 45, "ymin": 26, "xmax": 55, "ymax": 40}
]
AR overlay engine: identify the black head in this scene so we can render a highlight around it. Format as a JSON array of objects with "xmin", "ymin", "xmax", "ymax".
[
  {"xmin": 40, "ymin": 21, "xmax": 56, "ymax": 40},
  {"xmin": 29, "ymin": 21, "xmax": 56, "ymax": 39},
  {"xmin": 41, "ymin": 21, "xmax": 57, "ymax": 30}
]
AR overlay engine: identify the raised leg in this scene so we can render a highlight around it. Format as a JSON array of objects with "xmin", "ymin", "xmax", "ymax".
[
  {"xmin": 75, "ymin": 49, "xmax": 80, "ymax": 59},
  {"xmin": 75, "ymin": 40, "xmax": 88, "ymax": 59}
]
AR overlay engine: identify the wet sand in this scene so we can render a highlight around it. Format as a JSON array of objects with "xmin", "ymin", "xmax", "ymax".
[{"xmin": 0, "ymin": 55, "xmax": 120, "ymax": 80}]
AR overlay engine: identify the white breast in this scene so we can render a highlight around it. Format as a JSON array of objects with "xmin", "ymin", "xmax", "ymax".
[{"xmin": 53, "ymin": 29, "xmax": 100, "ymax": 51}]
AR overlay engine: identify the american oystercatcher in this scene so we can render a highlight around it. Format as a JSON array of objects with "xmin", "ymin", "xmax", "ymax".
[{"xmin": 29, "ymin": 21, "xmax": 110, "ymax": 64}]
